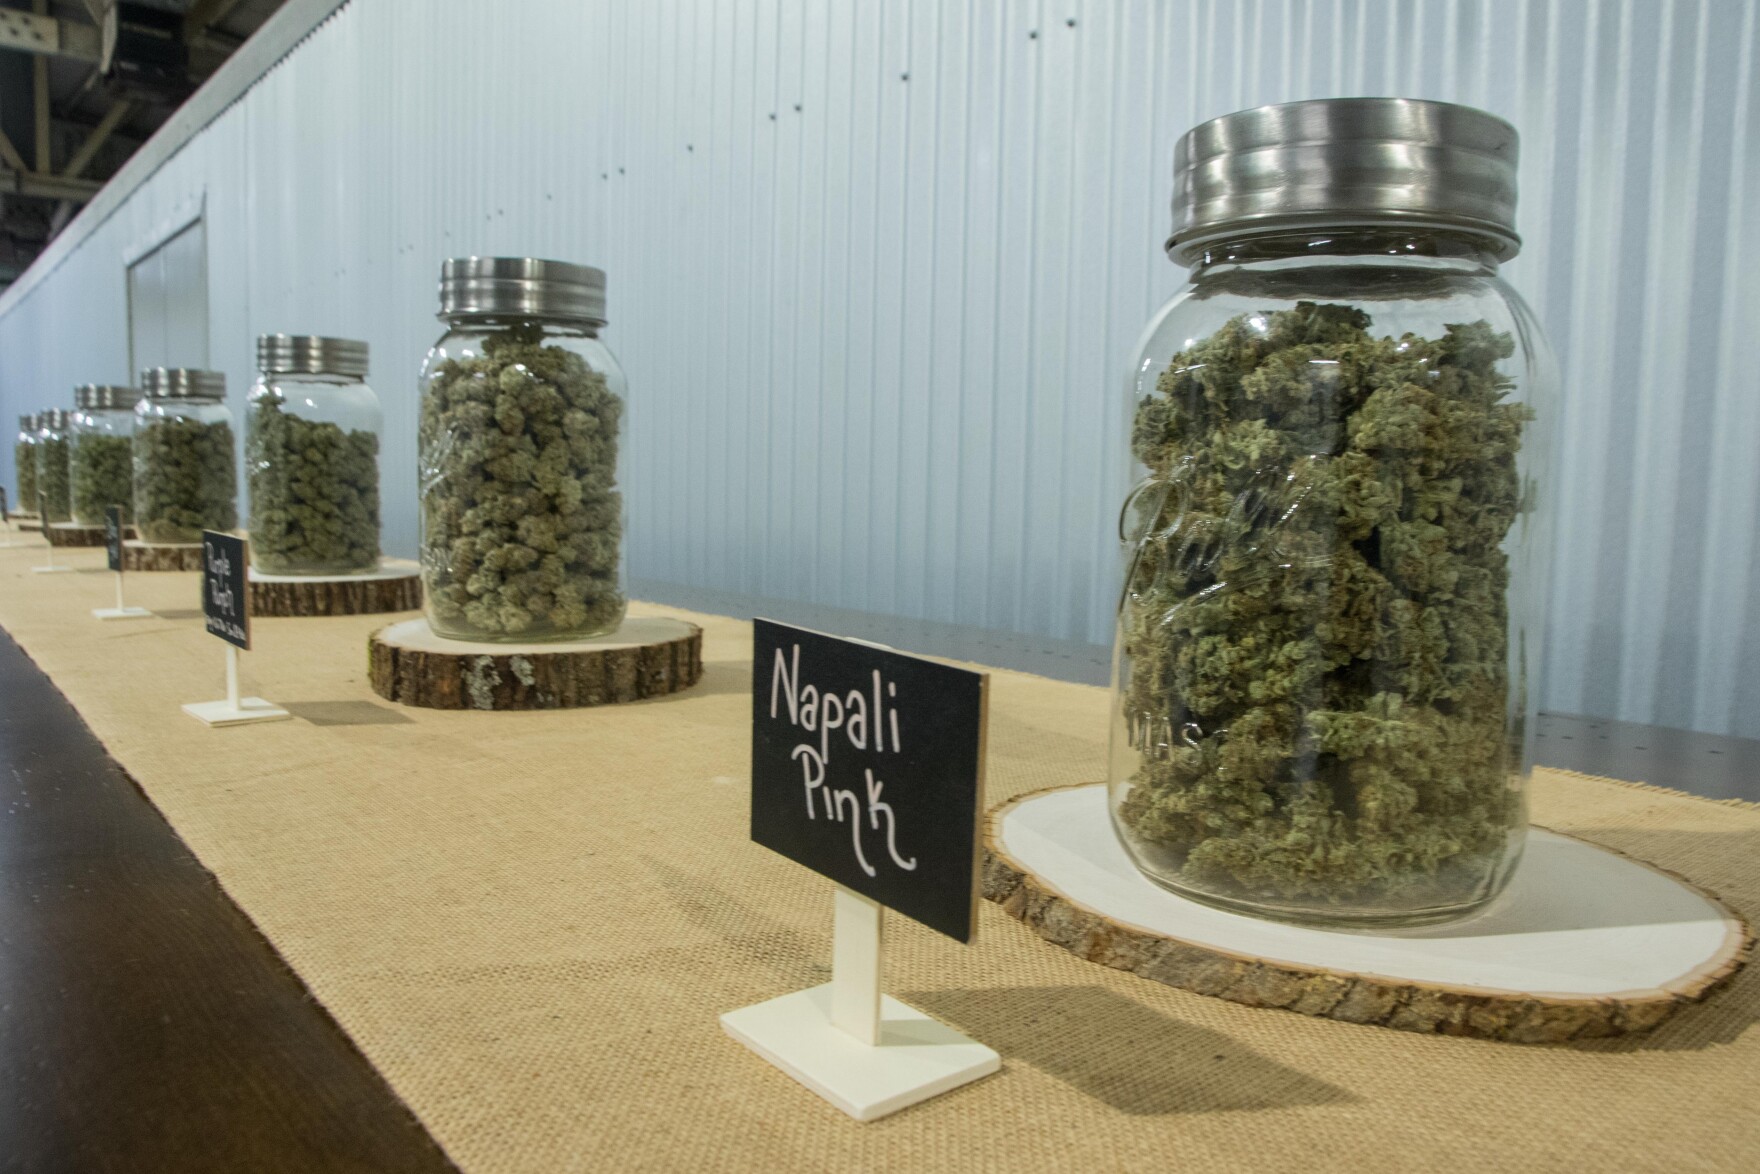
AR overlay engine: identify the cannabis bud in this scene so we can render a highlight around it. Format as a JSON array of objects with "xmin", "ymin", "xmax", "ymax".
[
  {"xmin": 419, "ymin": 322, "xmax": 625, "ymax": 639},
  {"xmin": 247, "ymin": 397, "xmax": 381, "ymax": 573},
  {"xmin": 14, "ymin": 439, "xmax": 38, "ymax": 513},
  {"xmin": 72, "ymin": 434, "xmax": 133, "ymax": 526},
  {"xmin": 1115, "ymin": 302, "xmax": 1530, "ymax": 909},
  {"xmin": 133, "ymin": 417, "xmax": 238, "ymax": 543},
  {"xmin": 36, "ymin": 432, "xmax": 71, "ymax": 523}
]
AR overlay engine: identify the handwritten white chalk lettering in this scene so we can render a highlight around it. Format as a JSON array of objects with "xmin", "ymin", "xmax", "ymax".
[
  {"xmin": 205, "ymin": 539, "xmax": 235, "ymax": 615},
  {"xmin": 772, "ymin": 642, "xmax": 916, "ymax": 877}
]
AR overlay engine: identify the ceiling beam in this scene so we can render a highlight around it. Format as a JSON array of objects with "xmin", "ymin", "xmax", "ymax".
[
  {"xmin": 0, "ymin": 127, "xmax": 27, "ymax": 174},
  {"xmin": 0, "ymin": 7, "xmax": 102, "ymax": 64},
  {"xmin": 0, "ymin": 168, "xmax": 103, "ymax": 202},
  {"xmin": 32, "ymin": 3, "xmax": 51, "ymax": 174},
  {"xmin": 184, "ymin": 0, "xmax": 244, "ymax": 41},
  {"xmin": 62, "ymin": 100, "xmax": 132, "ymax": 180}
]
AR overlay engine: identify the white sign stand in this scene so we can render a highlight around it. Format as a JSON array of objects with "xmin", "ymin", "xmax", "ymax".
[
  {"xmin": 0, "ymin": 509, "xmax": 30, "ymax": 548},
  {"xmin": 182, "ymin": 643, "xmax": 290, "ymax": 727},
  {"xmin": 720, "ymin": 885, "xmax": 999, "ymax": 1121},
  {"xmin": 93, "ymin": 570, "xmax": 152, "ymax": 620},
  {"xmin": 31, "ymin": 517, "xmax": 70, "ymax": 573}
]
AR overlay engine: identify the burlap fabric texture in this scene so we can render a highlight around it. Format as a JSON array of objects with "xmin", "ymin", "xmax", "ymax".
[{"xmin": 2, "ymin": 544, "xmax": 1756, "ymax": 1172}]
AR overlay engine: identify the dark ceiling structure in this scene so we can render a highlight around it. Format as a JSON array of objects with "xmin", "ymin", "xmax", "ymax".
[{"xmin": 0, "ymin": 0, "xmax": 288, "ymax": 291}]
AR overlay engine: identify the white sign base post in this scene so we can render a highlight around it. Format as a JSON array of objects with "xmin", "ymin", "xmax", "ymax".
[
  {"xmin": 30, "ymin": 536, "xmax": 70, "ymax": 574},
  {"xmin": 720, "ymin": 885, "xmax": 999, "ymax": 1122},
  {"xmin": 182, "ymin": 643, "xmax": 290, "ymax": 727},
  {"xmin": 0, "ymin": 513, "xmax": 30, "ymax": 549},
  {"xmin": 93, "ymin": 571, "xmax": 152, "ymax": 620}
]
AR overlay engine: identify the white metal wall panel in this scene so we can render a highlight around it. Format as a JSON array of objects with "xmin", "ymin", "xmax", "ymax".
[{"xmin": 1, "ymin": 0, "xmax": 1757, "ymax": 738}]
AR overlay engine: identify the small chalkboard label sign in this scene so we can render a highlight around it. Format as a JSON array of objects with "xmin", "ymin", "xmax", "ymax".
[
  {"xmin": 1, "ymin": 485, "xmax": 9, "ymax": 520},
  {"xmin": 104, "ymin": 505, "xmax": 124, "ymax": 572},
  {"xmin": 751, "ymin": 619, "xmax": 988, "ymax": 943},
  {"xmin": 202, "ymin": 530, "xmax": 250, "ymax": 650}
]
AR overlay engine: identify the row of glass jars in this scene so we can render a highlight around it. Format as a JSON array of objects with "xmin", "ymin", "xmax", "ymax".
[
  {"xmin": 11, "ymin": 258, "xmax": 630, "ymax": 644},
  {"xmin": 8, "ymin": 97, "xmax": 1561, "ymax": 931},
  {"xmin": 12, "ymin": 376, "xmax": 241, "ymax": 538}
]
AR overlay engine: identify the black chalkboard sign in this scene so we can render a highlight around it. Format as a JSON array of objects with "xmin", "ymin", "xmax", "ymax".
[
  {"xmin": 201, "ymin": 530, "xmax": 250, "ymax": 650},
  {"xmin": 104, "ymin": 505, "xmax": 124, "ymax": 572},
  {"xmin": 751, "ymin": 619, "xmax": 988, "ymax": 942},
  {"xmin": 1, "ymin": 485, "xmax": 9, "ymax": 520}
]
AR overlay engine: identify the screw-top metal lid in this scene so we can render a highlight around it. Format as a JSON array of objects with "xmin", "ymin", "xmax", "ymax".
[
  {"xmin": 437, "ymin": 257, "xmax": 607, "ymax": 324},
  {"xmin": 18, "ymin": 414, "xmax": 37, "ymax": 431},
  {"xmin": 1168, "ymin": 97, "xmax": 1521, "ymax": 265},
  {"xmin": 140, "ymin": 368, "xmax": 226, "ymax": 400},
  {"xmin": 40, "ymin": 409, "xmax": 70, "ymax": 431},
  {"xmin": 75, "ymin": 384, "xmax": 139, "ymax": 411},
  {"xmin": 257, "ymin": 334, "xmax": 370, "ymax": 378}
]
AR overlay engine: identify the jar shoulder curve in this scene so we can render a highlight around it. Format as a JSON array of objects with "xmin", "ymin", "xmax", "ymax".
[
  {"xmin": 136, "ymin": 399, "xmax": 234, "ymax": 428},
  {"xmin": 1135, "ymin": 266, "xmax": 1553, "ymax": 398},
  {"xmin": 422, "ymin": 323, "xmax": 626, "ymax": 391},
  {"xmin": 252, "ymin": 374, "xmax": 383, "ymax": 432}
]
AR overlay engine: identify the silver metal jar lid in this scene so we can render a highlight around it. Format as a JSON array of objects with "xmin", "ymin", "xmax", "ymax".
[
  {"xmin": 257, "ymin": 334, "xmax": 370, "ymax": 378},
  {"xmin": 437, "ymin": 257, "xmax": 607, "ymax": 324},
  {"xmin": 1168, "ymin": 97, "xmax": 1521, "ymax": 265},
  {"xmin": 140, "ymin": 368, "xmax": 226, "ymax": 400},
  {"xmin": 75, "ymin": 384, "xmax": 139, "ymax": 411},
  {"xmin": 19, "ymin": 414, "xmax": 36, "ymax": 431},
  {"xmin": 41, "ymin": 409, "xmax": 70, "ymax": 431}
]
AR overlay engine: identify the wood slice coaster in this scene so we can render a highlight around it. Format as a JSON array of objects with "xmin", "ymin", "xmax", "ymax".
[
  {"xmin": 47, "ymin": 522, "xmax": 115, "ymax": 548},
  {"xmin": 985, "ymin": 783, "xmax": 1751, "ymax": 1042},
  {"xmin": 369, "ymin": 616, "xmax": 703, "ymax": 710},
  {"xmin": 249, "ymin": 558, "xmax": 423, "ymax": 617},
  {"xmin": 121, "ymin": 540, "xmax": 203, "ymax": 572}
]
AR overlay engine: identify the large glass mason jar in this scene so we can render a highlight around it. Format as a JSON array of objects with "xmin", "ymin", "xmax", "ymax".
[
  {"xmin": 418, "ymin": 258, "xmax": 628, "ymax": 641},
  {"xmin": 36, "ymin": 410, "xmax": 73, "ymax": 523},
  {"xmin": 15, "ymin": 413, "xmax": 40, "ymax": 514},
  {"xmin": 248, "ymin": 335, "xmax": 382, "ymax": 574},
  {"xmin": 1108, "ymin": 99, "xmax": 1556, "ymax": 927},
  {"xmin": 133, "ymin": 368, "xmax": 238, "ymax": 544},
  {"xmin": 70, "ymin": 386, "xmax": 139, "ymax": 526}
]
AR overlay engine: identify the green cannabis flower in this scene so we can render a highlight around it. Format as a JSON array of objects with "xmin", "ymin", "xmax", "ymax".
[
  {"xmin": 36, "ymin": 435, "xmax": 71, "ymax": 523},
  {"xmin": 247, "ymin": 398, "xmax": 381, "ymax": 573},
  {"xmin": 133, "ymin": 417, "xmax": 238, "ymax": 543},
  {"xmin": 1116, "ymin": 302, "xmax": 1530, "ymax": 911},
  {"xmin": 71, "ymin": 434, "xmax": 133, "ymax": 526},
  {"xmin": 15, "ymin": 440, "xmax": 39, "ymax": 514},
  {"xmin": 419, "ymin": 323, "xmax": 625, "ymax": 639}
]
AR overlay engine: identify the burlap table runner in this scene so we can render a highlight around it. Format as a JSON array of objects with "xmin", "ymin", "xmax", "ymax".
[{"xmin": 2, "ymin": 544, "xmax": 1755, "ymax": 1172}]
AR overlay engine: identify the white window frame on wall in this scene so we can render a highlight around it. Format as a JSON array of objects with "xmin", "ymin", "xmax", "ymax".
[{"xmin": 124, "ymin": 195, "xmax": 209, "ymax": 377}]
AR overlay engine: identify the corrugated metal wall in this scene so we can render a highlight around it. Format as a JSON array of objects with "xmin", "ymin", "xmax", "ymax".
[{"xmin": 2, "ymin": 0, "xmax": 1757, "ymax": 737}]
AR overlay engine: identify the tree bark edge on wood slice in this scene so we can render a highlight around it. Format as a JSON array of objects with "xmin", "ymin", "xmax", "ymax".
[
  {"xmin": 983, "ymin": 783, "xmax": 1753, "ymax": 1043},
  {"xmin": 46, "ymin": 524, "xmax": 134, "ymax": 548},
  {"xmin": 368, "ymin": 618, "xmax": 704, "ymax": 710},
  {"xmin": 251, "ymin": 575, "xmax": 422, "ymax": 617},
  {"xmin": 121, "ymin": 542, "xmax": 204, "ymax": 572}
]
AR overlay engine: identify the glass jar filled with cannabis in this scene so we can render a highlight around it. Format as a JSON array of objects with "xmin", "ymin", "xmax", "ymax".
[
  {"xmin": 134, "ymin": 368, "xmax": 238, "ymax": 544},
  {"xmin": 1110, "ymin": 99, "xmax": 1556, "ymax": 927},
  {"xmin": 15, "ymin": 413, "xmax": 41, "ymax": 514},
  {"xmin": 248, "ymin": 335, "xmax": 382, "ymax": 574},
  {"xmin": 35, "ymin": 409, "xmax": 73, "ymax": 523},
  {"xmin": 418, "ymin": 257, "xmax": 628, "ymax": 641},
  {"xmin": 71, "ymin": 385, "xmax": 139, "ymax": 526}
]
